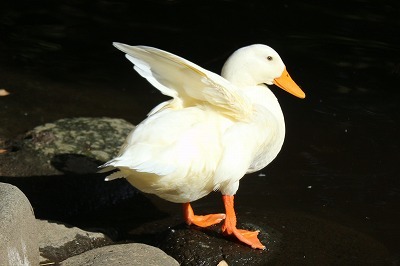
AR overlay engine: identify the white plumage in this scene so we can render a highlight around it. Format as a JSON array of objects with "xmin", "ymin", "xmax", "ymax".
[{"xmin": 101, "ymin": 43, "xmax": 305, "ymax": 249}]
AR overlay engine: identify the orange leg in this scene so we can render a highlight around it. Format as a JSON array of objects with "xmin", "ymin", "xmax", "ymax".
[
  {"xmin": 221, "ymin": 195, "xmax": 265, "ymax": 249},
  {"xmin": 183, "ymin": 202, "xmax": 226, "ymax": 227}
]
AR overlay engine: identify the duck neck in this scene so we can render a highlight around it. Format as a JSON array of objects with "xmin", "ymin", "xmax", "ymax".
[
  {"xmin": 221, "ymin": 56, "xmax": 263, "ymax": 87},
  {"xmin": 222, "ymin": 69, "xmax": 258, "ymax": 87},
  {"xmin": 246, "ymin": 85, "xmax": 283, "ymax": 115}
]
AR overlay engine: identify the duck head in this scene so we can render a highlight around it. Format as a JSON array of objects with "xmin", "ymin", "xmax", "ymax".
[{"xmin": 221, "ymin": 44, "xmax": 305, "ymax": 99}]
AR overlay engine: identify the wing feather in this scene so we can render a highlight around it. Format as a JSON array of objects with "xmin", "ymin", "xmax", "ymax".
[{"xmin": 113, "ymin": 43, "xmax": 252, "ymax": 120}]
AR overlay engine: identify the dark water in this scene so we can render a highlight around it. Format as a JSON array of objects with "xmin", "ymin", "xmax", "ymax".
[{"xmin": 1, "ymin": 0, "xmax": 399, "ymax": 264}]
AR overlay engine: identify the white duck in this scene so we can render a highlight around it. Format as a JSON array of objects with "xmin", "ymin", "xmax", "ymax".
[{"xmin": 102, "ymin": 43, "xmax": 305, "ymax": 249}]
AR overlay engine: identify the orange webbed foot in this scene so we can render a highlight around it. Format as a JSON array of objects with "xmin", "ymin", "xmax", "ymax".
[
  {"xmin": 223, "ymin": 227, "xmax": 265, "ymax": 249},
  {"xmin": 222, "ymin": 195, "xmax": 265, "ymax": 250},
  {"xmin": 183, "ymin": 203, "xmax": 226, "ymax": 227},
  {"xmin": 188, "ymin": 213, "xmax": 226, "ymax": 227}
]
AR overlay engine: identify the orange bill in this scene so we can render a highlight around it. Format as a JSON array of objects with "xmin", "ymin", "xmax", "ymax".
[{"xmin": 273, "ymin": 67, "xmax": 306, "ymax": 99}]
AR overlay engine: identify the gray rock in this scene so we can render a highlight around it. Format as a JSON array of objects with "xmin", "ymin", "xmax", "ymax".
[
  {"xmin": 0, "ymin": 117, "xmax": 138, "ymax": 219},
  {"xmin": 60, "ymin": 243, "xmax": 180, "ymax": 266},
  {"xmin": 0, "ymin": 117, "xmax": 134, "ymax": 177},
  {"xmin": 154, "ymin": 217, "xmax": 281, "ymax": 266},
  {"xmin": 24, "ymin": 117, "xmax": 134, "ymax": 162},
  {"xmin": 0, "ymin": 182, "xmax": 39, "ymax": 266},
  {"xmin": 38, "ymin": 219, "xmax": 114, "ymax": 264}
]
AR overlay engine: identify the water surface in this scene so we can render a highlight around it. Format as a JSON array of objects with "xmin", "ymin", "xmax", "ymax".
[{"xmin": 1, "ymin": 0, "xmax": 399, "ymax": 263}]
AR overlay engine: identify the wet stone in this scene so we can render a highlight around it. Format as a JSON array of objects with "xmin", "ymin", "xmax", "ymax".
[
  {"xmin": 139, "ymin": 215, "xmax": 282, "ymax": 266},
  {"xmin": 23, "ymin": 117, "xmax": 134, "ymax": 162},
  {"xmin": 0, "ymin": 117, "xmax": 138, "ymax": 220},
  {"xmin": 38, "ymin": 219, "xmax": 114, "ymax": 264},
  {"xmin": 60, "ymin": 243, "xmax": 180, "ymax": 266},
  {"xmin": 0, "ymin": 182, "xmax": 39, "ymax": 266}
]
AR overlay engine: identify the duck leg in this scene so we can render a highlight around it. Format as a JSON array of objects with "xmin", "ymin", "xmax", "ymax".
[
  {"xmin": 221, "ymin": 195, "xmax": 265, "ymax": 249},
  {"xmin": 183, "ymin": 202, "xmax": 226, "ymax": 227}
]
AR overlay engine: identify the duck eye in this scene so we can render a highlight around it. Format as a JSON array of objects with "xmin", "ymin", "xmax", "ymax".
[{"xmin": 267, "ymin": 56, "xmax": 273, "ymax": 61}]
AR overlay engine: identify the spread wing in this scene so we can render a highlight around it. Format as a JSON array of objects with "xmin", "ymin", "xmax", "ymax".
[{"xmin": 113, "ymin": 43, "xmax": 253, "ymax": 121}]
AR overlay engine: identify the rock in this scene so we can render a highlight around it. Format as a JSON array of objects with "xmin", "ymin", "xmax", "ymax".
[
  {"xmin": 125, "ymin": 209, "xmax": 282, "ymax": 266},
  {"xmin": 155, "ymin": 219, "xmax": 281, "ymax": 266},
  {"xmin": 0, "ymin": 182, "xmax": 39, "ymax": 266},
  {"xmin": 60, "ymin": 243, "xmax": 180, "ymax": 266},
  {"xmin": 0, "ymin": 117, "xmax": 139, "ymax": 220},
  {"xmin": 38, "ymin": 219, "xmax": 114, "ymax": 264},
  {"xmin": 24, "ymin": 117, "xmax": 134, "ymax": 163}
]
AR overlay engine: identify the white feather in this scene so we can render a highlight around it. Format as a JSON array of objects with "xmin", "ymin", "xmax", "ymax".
[{"xmin": 101, "ymin": 43, "xmax": 305, "ymax": 203}]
